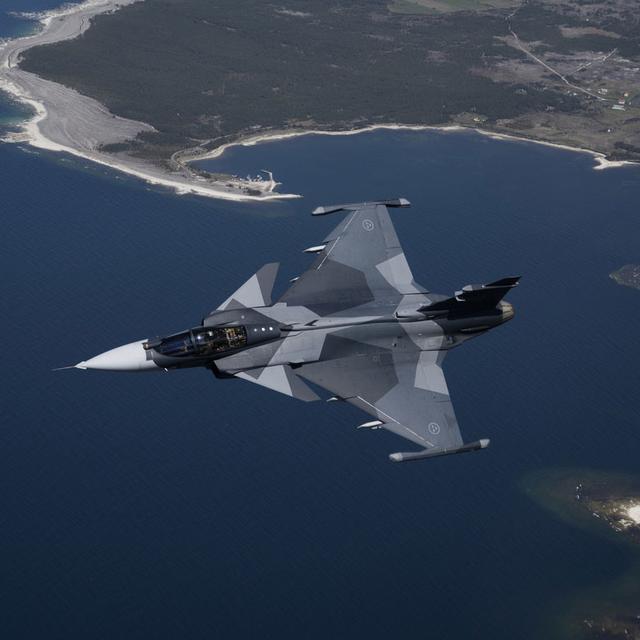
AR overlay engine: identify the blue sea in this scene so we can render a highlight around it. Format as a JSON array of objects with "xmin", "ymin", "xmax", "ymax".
[
  {"xmin": 0, "ymin": 0, "xmax": 78, "ymax": 38},
  {"xmin": 2, "ymin": 4, "xmax": 640, "ymax": 639}
]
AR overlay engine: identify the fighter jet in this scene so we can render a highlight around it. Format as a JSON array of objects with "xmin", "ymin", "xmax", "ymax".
[{"xmin": 74, "ymin": 199, "xmax": 518, "ymax": 463}]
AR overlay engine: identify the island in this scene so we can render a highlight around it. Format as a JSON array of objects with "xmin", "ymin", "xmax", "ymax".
[
  {"xmin": 1, "ymin": 0, "xmax": 639, "ymax": 199},
  {"xmin": 523, "ymin": 468, "xmax": 640, "ymax": 640},
  {"xmin": 610, "ymin": 264, "xmax": 640, "ymax": 290}
]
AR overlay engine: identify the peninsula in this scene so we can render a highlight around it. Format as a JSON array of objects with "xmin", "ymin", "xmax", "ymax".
[
  {"xmin": 2, "ymin": 0, "xmax": 640, "ymax": 199},
  {"xmin": 0, "ymin": 1, "xmax": 297, "ymax": 201}
]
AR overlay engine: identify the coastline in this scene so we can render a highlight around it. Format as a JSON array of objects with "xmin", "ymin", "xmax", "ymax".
[
  {"xmin": 186, "ymin": 122, "xmax": 637, "ymax": 173},
  {"xmin": 0, "ymin": 0, "xmax": 300, "ymax": 202},
  {"xmin": 0, "ymin": 1, "xmax": 636, "ymax": 205}
]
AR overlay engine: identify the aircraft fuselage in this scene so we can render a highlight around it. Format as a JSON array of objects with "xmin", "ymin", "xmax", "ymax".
[{"xmin": 75, "ymin": 300, "xmax": 514, "ymax": 373}]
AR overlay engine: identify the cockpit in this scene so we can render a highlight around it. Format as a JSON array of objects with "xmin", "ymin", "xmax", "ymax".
[{"xmin": 148, "ymin": 326, "xmax": 248, "ymax": 358}]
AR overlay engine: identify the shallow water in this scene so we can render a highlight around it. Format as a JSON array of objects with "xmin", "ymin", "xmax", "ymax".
[
  {"xmin": 0, "ymin": 0, "xmax": 79, "ymax": 38},
  {"xmin": 2, "ymin": 6, "xmax": 640, "ymax": 639},
  {"xmin": 0, "ymin": 1, "xmax": 83, "ymax": 125}
]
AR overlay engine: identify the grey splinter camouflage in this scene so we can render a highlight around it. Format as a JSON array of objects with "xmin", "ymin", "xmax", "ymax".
[{"xmin": 74, "ymin": 199, "xmax": 518, "ymax": 463}]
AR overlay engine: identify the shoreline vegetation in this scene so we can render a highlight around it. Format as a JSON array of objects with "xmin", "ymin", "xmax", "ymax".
[
  {"xmin": 0, "ymin": 0, "xmax": 299, "ymax": 202},
  {"xmin": 0, "ymin": 0, "xmax": 637, "ymax": 203},
  {"xmin": 183, "ymin": 123, "xmax": 632, "ymax": 172}
]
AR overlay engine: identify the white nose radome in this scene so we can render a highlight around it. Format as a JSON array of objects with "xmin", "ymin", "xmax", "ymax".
[{"xmin": 75, "ymin": 340, "xmax": 158, "ymax": 371}]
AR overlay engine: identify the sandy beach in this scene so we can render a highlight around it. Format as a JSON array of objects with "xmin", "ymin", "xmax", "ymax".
[
  {"xmin": 187, "ymin": 122, "xmax": 637, "ymax": 173},
  {"xmin": 0, "ymin": 0, "xmax": 635, "ymax": 205},
  {"xmin": 0, "ymin": 0, "xmax": 299, "ymax": 202}
]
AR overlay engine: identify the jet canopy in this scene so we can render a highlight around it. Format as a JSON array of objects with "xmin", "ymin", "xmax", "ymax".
[{"xmin": 148, "ymin": 326, "xmax": 247, "ymax": 358}]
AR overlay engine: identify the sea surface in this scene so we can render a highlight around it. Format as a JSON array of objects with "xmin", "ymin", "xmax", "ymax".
[
  {"xmin": 0, "ymin": 0, "xmax": 79, "ymax": 38},
  {"xmin": 2, "ymin": 5, "xmax": 640, "ymax": 639}
]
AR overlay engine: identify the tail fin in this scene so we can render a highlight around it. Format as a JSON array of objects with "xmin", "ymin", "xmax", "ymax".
[
  {"xmin": 217, "ymin": 263, "xmax": 279, "ymax": 310},
  {"xmin": 419, "ymin": 276, "xmax": 520, "ymax": 315}
]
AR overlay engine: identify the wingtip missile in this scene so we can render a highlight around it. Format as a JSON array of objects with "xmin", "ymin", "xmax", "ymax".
[
  {"xmin": 311, "ymin": 198, "xmax": 411, "ymax": 216},
  {"xmin": 389, "ymin": 438, "xmax": 490, "ymax": 463}
]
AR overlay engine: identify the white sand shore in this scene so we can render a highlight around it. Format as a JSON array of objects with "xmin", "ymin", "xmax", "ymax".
[
  {"xmin": 0, "ymin": 0, "xmax": 299, "ymax": 202},
  {"xmin": 190, "ymin": 122, "xmax": 638, "ymax": 173},
  {"xmin": 0, "ymin": 0, "xmax": 636, "ymax": 206}
]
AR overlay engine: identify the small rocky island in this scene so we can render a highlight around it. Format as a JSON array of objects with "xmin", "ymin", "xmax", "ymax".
[
  {"xmin": 523, "ymin": 469, "xmax": 640, "ymax": 640},
  {"xmin": 574, "ymin": 477, "xmax": 640, "ymax": 544},
  {"xmin": 610, "ymin": 264, "xmax": 640, "ymax": 290}
]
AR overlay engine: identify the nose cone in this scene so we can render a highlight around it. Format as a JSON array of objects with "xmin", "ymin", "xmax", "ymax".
[
  {"xmin": 499, "ymin": 301, "xmax": 515, "ymax": 322},
  {"xmin": 76, "ymin": 340, "xmax": 158, "ymax": 371}
]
